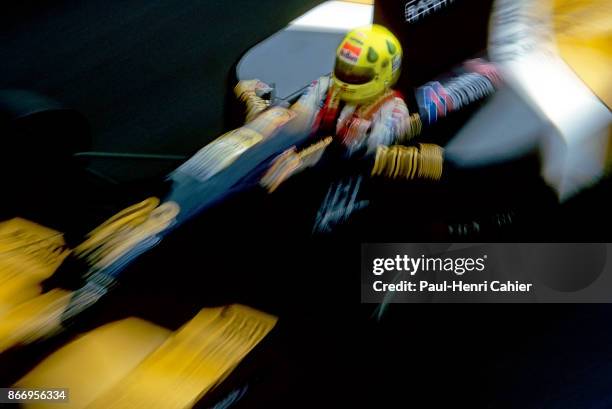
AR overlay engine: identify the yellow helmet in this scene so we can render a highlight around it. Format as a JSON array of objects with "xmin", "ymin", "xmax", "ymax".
[{"xmin": 333, "ymin": 24, "xmax": 403, "ymax": 104}]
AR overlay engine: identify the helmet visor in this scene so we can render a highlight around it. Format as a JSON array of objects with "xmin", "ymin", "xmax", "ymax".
[{"xmin": 334, "ymin": 59, "xmax": 375, "ymax": 85}]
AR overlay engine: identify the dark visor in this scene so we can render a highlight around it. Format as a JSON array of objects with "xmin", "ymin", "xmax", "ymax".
[{"xmin": 334, "ymin": 59, "xmax": 375, "ymax": 85}]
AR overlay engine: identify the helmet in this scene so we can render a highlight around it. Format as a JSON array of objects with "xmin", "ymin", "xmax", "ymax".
[{"xmin": 332, "ymin": 24, "xmax": 403, "ymax": 104}]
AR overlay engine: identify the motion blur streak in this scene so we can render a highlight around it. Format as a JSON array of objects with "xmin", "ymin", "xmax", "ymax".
[{"xmin": 448, "ymin": 0, "xmax": 611, "ymax": 201}]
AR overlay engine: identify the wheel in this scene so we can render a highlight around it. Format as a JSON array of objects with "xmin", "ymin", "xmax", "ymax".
[{"xmin": 0, "ymin": 90, "xmax": 91, "ymax": 222}]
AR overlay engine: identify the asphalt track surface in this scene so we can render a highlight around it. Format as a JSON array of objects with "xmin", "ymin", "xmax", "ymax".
[{"xmin": 1, "ymin": 0, "xmax": 323, "ymax": 181}]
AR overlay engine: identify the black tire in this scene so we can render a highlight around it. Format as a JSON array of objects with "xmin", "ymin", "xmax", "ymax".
[{"xmin": 0, "ymin": 90, "xmax": 91, "ymax": 223}]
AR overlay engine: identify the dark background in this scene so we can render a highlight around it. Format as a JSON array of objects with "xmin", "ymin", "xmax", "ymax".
[{"xmin": 1, "ymin": 1, "xmax": 612, "ymax": 408}]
